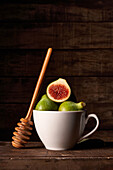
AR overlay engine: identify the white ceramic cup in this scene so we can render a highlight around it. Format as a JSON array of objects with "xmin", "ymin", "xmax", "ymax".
[{"xmin": 33, "ymin": 110, "xmax": 99, "ymax": 151}]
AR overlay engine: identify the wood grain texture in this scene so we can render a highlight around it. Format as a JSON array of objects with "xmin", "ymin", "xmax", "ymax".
[
  {"xmin": 1, "ymin": 141, "xmax": 113, "ymax": 170},
  {"xmin": 1, "ymin": 129, "xmax": 113, "ymax": 142},
  {"xmin": 1, "ymin": 76, "xmax": 113, "ymax": 133},
  {"xmin": 0, "ymin": 0, "xmax": 113, "ymax": 7},
  {"xmin": 1, "ymin": 77, "xmax": 113, "ymax": 103},
  {"xmin": 0, "ymin": 141, "xmax": 113, "ymax": 158},
  {"xmin": 0, "ymin": 22, "xmax": 113, "ymax": 49},
  {"xmin": 0, "ymin": 4, "xmax": 113, "ymax": 22},
  {"xmin": 0, "ymin": 0, "xmax": 113, "ymax": 143},
  {"xmin": 1, "ymin": 49, "xmax": 113, "ymax": 77},
  {"xmin": 0, "ymin": 103, "xmax": 113, "ymax": 130},
  {"xmin": 1, "ymin": 159, "xmax": 113, "ymax": 170}
]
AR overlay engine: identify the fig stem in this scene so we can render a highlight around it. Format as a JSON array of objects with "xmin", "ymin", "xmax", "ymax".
[{"xmin": 77, "ymin": 102, "xmax": 86, "ymax": 110}]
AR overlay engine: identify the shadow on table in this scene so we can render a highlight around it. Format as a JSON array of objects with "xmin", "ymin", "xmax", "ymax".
[
  {"xmin": 73, "ymin": 139, "xmax": 113, "ymax": 150},
  {"xmin": 24, "ymin": 139, "xmax": 113, "ymax": 150},
  {"xmin": 22, "ymin": 142, "xmax": 44, "ymax": 149}
]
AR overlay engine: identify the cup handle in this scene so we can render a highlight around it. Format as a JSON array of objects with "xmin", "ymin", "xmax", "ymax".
[{"xmin": 79, "ymin": 114, "xmax": 99, "ymax": 142}]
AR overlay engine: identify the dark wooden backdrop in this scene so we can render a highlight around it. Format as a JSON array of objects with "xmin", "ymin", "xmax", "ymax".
[{"xmin": 0, "ymin": 0, "xmax": 113, "ymax": 141}]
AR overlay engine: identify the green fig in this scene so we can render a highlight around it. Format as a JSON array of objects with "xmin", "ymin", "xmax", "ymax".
[
  {"xmin": 58, "ymin": 101, "xmax": 86, "ymax": 111},
  {"xmin": 35, "ymin": 94, "xmax": 58, "ymax": 111}
]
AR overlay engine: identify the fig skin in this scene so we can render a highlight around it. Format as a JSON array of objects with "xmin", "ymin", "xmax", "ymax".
[
  {"xmin": 46, "ymin": 78, "xmax": 71, "ymax": 103},
  {"xmin": 35, "ymin": 94, "xmax": 58, "ymax": 111},
  {"xmin": 58, "ymin": 101, "xmax": 86, "ymax": 111}
]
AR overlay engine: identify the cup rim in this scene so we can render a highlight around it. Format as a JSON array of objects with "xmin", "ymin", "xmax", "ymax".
[{"xmin": 33, "ymin": 110, "xmax": 85, "ymax": 113}]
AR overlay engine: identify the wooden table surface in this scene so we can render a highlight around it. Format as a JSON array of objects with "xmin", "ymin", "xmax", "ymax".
[
  {"xmin": 0, "ymin": 140, "xmax": 113, "ymax": 170},
  {"xmin": 1, "ymin": 1, "xmax": 113, "ymax": 169},
  {"xmin": 1, "ymin": 0, "xmax": 113, "ymax": 142}
]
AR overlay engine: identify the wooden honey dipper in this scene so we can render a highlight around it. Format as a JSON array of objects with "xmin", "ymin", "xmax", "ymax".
[{"xmin": 12, "ymin": 48, "xmax": 52, "ymax": 148}]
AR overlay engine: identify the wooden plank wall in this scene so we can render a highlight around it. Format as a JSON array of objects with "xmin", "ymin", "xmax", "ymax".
[{"xmin": 0, "ymin": 0, "xmax": 113, "ymax": 141}]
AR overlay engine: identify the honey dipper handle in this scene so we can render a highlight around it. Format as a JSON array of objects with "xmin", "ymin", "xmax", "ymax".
[{"xmin": 25, "ymin": 48, "xmax": 52, "ymax": 120}]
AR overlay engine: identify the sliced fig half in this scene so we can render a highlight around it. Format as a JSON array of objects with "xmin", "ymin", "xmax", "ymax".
[{"xmin": 46, "ymin": 78, "xmax": 71, "ymax": 102}]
